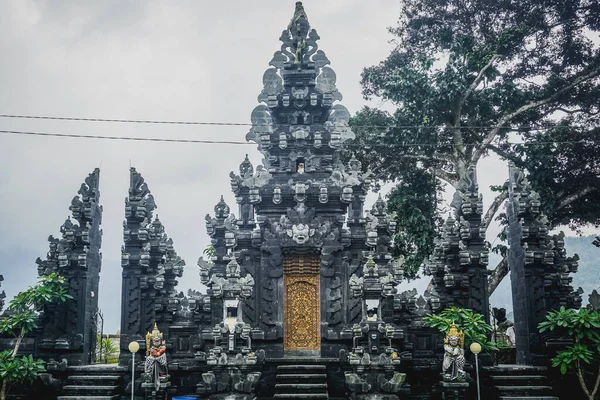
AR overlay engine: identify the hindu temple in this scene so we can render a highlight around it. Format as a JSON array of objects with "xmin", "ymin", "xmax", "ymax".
[{"xmin": 0, "ymin": 3, "xmax": 585, "ymax": 400}]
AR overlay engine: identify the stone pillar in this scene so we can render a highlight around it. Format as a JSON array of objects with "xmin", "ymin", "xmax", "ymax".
[
  {"xmin": 119, "ymin": 168, "xmax": 184, "ymax": 365},
  {"xmin": 426, "ymin": 166, "xmax": 490, "ymax": 321},
  {"xmin": 35, "ymin": 169, "xmax": 103, "ymax": 365},
  {"xmin": 506, "ymin": 163, "xmax": 581, "ymax": 365},
  {"xmin": 0, "ymin": 275, "xmax": 5, "ymax": 313}
]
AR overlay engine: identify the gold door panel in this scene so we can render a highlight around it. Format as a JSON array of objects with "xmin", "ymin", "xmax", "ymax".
[{"xmin": 283, "ymin": 255, "xmax": 321, "ymax": 351}]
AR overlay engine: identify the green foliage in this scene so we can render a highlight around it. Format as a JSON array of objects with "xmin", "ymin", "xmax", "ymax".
[
  {"xmin": 0, "ymin": 273, "xmax": 71, "ymax": 398},
  {"xmin": 385, "ymin": 169, "xmax": 444, "ymax": 278},
  {"xmin": 203, "ymin": 245, "xmax": 215, "ymax": 260},
  {"xmin": 0, "ymin": 351, "xmax": 45, "ymax": 384},
  {"xmin": 349, "ymin": 0, "xmax": 600, "ymax": 276},
  {"xmin": 538, "ymin": 307, "xmax": 600, "ymax": 399},
  {"xmin": 95, "ymin": 334, "xmax": 119, "ymax": 364},
  {"xmin": 423, "ymin": 307, "xmax": 497, "ymax": 351},
  {"xmin": 494, "ymin": 339, "xmax": 512, "ymax": 350}
]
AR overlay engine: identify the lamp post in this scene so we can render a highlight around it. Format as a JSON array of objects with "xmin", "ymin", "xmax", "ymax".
[
  {"xmin": 469, "ymin": 342, "xmax": 482, "ymax": 400},
  {"xmin": 128, "ymin": 341, "xmax": 140, "ymax": 400}
]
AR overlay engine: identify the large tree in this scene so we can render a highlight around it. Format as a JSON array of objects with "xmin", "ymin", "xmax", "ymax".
[{"xmin": 351, "ymin": 0, "xmax": 600, "ymax": 288}]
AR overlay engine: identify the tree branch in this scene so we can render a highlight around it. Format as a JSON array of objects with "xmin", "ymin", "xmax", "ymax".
[
  {"xmin": 576, "ymin": 359, "xmax": 592, "ymax": 399},
  {"xmin": 556, "ymin": 186, "xmax": 596, "ymax": 210},
  {"xmin": 433, "ymin": 168, "xmax": 459, "ymax": 187},
  {"xmin": 455, "ymin": 55, "xmax": 501, "ymax": 127},
  {"xmin": 471, "ymin": 64, "xmax": 600, "ymax": 165},
  {"xmin": 487, "ymin": 144, "xmax": 525, "ymax": 166},
  {"xmin": 488, "ymin": 257, "xmax": 508, "ymax": 296},
  {"xmin": 591, "ymin": 362, "xmax": 600, "ymax": 400},
  {"xmin": 483, "ymin": 190, "xmax": 509, "ymax": 231},
  {"xmin": 399, "ymin": 153, "xmax": 453, "ymax": 164}
]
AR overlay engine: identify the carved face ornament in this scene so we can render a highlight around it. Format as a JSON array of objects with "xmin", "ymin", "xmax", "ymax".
[
  {"xmin": 287, "ymin": 223, "xmax": 315, "ymax": 245},
  {"xmin": 448, "ymin": 336, "xmax": 459, "ymax": 347}
]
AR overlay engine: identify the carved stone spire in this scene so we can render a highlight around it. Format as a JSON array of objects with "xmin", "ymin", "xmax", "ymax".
[
  {"xmin": 246, "ymin": 1, "xmax": 354, "ymax": 176},
  {"xmin": 119, "ymin": 167, "xmax": 185, "ymax": 365},
  {"xmin": 506, "ymin": 162, "xmax": 581, "ymax": 364},
  {"xmin": 0, "ymin": 275, "xmax": 5, "ymax": 313},
  {"xmin": 425, "ymin": 166, "xmax": 490, "ymax": 321},
  {"xmin": 35, "ymin": 168, "xmax": 102, "ymax": 365}
]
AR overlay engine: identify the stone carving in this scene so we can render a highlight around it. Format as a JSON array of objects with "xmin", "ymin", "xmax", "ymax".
[
  {"xmin": 119, "ymin": 168, "xmax": 184, "ymax": 365},
  {"xmin": 506, "ymin": 162, "xmax": 581, "ymax": 364},
  {"xmin": 425, "ymin": 166, "xmax": 490, "ymax": 320},
  {"xmin": 143, "ymin": 323, "xmax": 169, "ymax": 392},
  {"xmin": 588, "ymin": 290, "xmax": 600, "ymax": 311},
  {"xmin": 343, "ymin": 251, "xmax": 408, "ymax": 398},
  {"xmin": 264, "ymin": 203, "xmax": 334, "ymax": 248},
  {"xmin": 0, "ymin": 275, "xmax": 4, "ymax": 313},
  {"xmin": 442, "ymin": 324, "xmax": 466, "ymax": 382},
  {"xmin": 207, "ymin": 258, "xmax": 254, "ymax": 300},
  {"xmin": 34, "ymin": 169, "xmax": 102, "ymax": 365},
  {"xmin": 196, "ymin": 250, "xmax": 264, "ymax": 399}
]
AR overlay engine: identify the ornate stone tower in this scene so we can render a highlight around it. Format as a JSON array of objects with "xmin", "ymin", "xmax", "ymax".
[
  {"xmin": 425, "ymin": 167, "xmax": 490, "ymax": 322},
  {"xmin": 35, "ymin": 168, "xmax": 103, "ymax": 365},
  {"xmin": 119, "ymin": 168, "xmax": 185, "ymax": 365},
  {"xmin": 203, "ymin": 1, "xmax": 399, "ymax": 359},
  {"xmin": 506, "ymin": 163, "xmax": 581, "ymax": 365},
  {"xmin": 0, "ymin": 275, "xmax": 5, "ymax": 313}
]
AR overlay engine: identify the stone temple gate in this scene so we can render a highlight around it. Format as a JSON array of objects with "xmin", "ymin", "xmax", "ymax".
[{"xmin": 0, "ymin": 3, "xmax": 584, "ymax": 400}]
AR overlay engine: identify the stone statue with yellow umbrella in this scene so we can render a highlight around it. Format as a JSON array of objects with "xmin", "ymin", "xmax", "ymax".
[
  {"xmin": 442, "ymin": 323, "xmax": 467, "ymax": 382},
  {"xmin": 143, "ymin": 323, "xmax": 170, "ymax": 394}
]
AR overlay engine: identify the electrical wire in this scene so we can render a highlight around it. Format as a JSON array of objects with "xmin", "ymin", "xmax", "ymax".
[
  {"xmin": 0, "ymin": 113, "xmax": 588, "ymax": 131},
  {"xmin": 0, "ymin": 128, "xmax": 598, "ymax": 147}
]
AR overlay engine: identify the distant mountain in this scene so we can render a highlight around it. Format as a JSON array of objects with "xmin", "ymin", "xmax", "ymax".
[{"xmin": 565, "ymin": 235, "xmax": 600, "ymax": 302}]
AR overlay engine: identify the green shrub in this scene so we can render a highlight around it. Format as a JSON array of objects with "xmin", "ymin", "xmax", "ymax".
[
  {"xmin": 423, "ymin": 306, "xmax": 497, "ymax": 352},
  {"xmin": 0, "ymin": 273, "xmax": 71, "ymax": 400},
  {"xmin": 538, "ymin": 306, "xmax": 600, "ymax": 400}
]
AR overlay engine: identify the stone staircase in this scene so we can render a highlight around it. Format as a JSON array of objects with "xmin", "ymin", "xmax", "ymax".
[
  {"xmin": 484, "ymin": 365, "xmax": 558, "ymax": 400},
  {"xmin": 57, "ymin": 373, "xmax": 121, "ymax": 400},
  {"xmin": 274, "ymin": 364, "xmax": 329, "ymax": 399}
]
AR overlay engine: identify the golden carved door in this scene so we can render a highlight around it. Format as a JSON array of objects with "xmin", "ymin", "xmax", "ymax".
[{"xmin": 283, "ymin": 255, "xmax": 321, "ymax": 352}]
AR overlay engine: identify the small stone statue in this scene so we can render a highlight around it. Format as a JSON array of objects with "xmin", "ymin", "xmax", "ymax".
[
  {"xmin": 442, "ymin": 324, "xmax": 466, "ymax": 382},
  {"xmin": 144, "ymin": 323, "xmax": 168, "ymax": 391}
]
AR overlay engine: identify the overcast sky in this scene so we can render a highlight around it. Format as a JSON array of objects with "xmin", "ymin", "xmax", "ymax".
[{"xmin": 1, "ymin": 1, "xmax": 592, "ymax": 333}]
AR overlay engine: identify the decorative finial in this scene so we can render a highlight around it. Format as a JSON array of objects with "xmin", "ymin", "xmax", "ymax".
[{"xmin": 288, "ymin": 1, "xmax": 310, "ymax": 63}]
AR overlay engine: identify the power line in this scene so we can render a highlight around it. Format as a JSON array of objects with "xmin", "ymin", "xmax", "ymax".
[
  {"xmin": 1, "ymin": 128, "xmax": 598, "ymax": 147},
  {"xmin": 0, "ymin": 114, "xmax": 254, "ymax": 127},
  {"xmin": 0, "ymin": 113, "xmax": 587, "ymax": 131},
  {"xmin": 0, "ymin": 129, "xmax": 251, "ymax": 145}
]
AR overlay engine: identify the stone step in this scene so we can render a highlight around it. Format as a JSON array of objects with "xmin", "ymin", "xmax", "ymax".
[
  {"xmin": 491, "ymin": 375, "xmax": 548, "ymax": 386},
  {"xmin": 277, "ymin": 364, "xmax": 326, "ymax": 371},
  {"xmin": 273, "ymin": 394, "xmax": 328, "ymax": 399},
  {"xmin": 57, "ymin": 397, "xmax": 119, "ymax": 400},
  {"xmin": 496, "ymin": 385, "xmax": 553, "ymax": 396},
  {"xmin": 499, "ymin": 397, "xmax": 558, "ymax": 400},
  {"xmin": 484, "ymin": 365, "xmax": 548, "ymax": 374},
  {"xmin": 67, "ymin": 375, "xmax": 121, "ymax": 385},
  {"xmin": 275, "ymin": 383, "xmax": 328, "ymax": 390},
  {"xmin": 277, "ymin": 373, "xmax": 327, "ymax": 381},
  {"xmin": 491, "ymin": 375, "xmax": 546, "ymax": 381},
  {"xmin": 61, "ymin": 385, "xmax": 119, "ymax": 396}
]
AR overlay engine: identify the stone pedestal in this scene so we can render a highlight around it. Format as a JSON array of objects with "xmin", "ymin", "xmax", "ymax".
[
  {"xmin": 439, "ymin": 381, "xmax": 469, "ymax": 400},
  {"xmin": 142, "ymin": 380, "xmax": 171, "ymax": 400}
]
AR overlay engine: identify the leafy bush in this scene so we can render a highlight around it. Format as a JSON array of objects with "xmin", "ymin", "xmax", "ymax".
[
  {"xmin": 95, "ymin": 334, "xmax": 119, "ymax": 364},
  {"xmin": 0, "ymin": 273, "xmax": 71, "ymax": 400},
  {"xmin": 538, "ymin": 306, "xmax": 600, "ymax": 400},
  {"xmin": 423, "ymin": 306, "xmax": 497, "ymax": 352}
]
